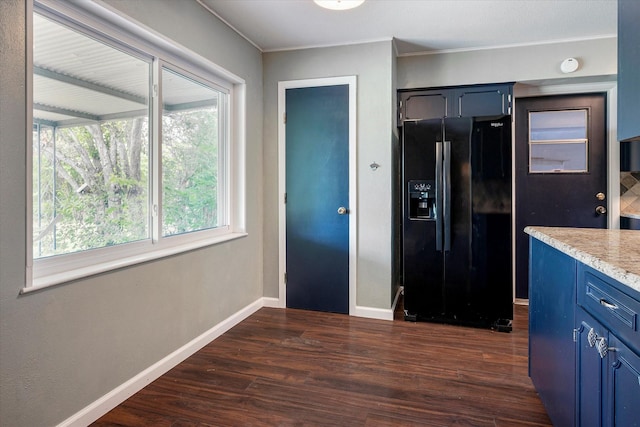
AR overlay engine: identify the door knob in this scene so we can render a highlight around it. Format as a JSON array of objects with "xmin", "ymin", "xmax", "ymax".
[
  {"xmin": 595, "ymin": 192, "xmax": 606, "ymax": 201},
  {"xmin": 595, "ymin": 205, "xmax": 607, "ymax": 215},
  {"xmin": 337, "ymin": 207, "xmax": 348, "ymax": 215}
]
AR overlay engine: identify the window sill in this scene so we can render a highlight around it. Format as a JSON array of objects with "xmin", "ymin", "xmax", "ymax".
[{"xmin": 21, "ymin": 231, "xmax": 248, "ymax": 295}]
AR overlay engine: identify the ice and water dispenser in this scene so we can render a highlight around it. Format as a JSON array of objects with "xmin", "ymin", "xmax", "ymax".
[{"xmin": 408, "ymin": 180, "xmax": 436, "ymax": 220}]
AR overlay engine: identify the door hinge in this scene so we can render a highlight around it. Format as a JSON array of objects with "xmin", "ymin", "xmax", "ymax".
[
  {"xmin": 284, "ymin": 193, "xmax": 287, "ymax": 204},
  {"xmin": 573, "ymin": 328, "xmax": 578, "ymax": 342},
  {"xmin": 507, "ymin": 94, "xmax": 512, "ymax": 115},
  {"xmin": 153, "ymin": 84, "xmax": 158, "ymax": 98},
  {"xmin": 283, "ymin": 112, "xmax": 287, "ymax": 124},
  {"xmin": 284, "ymin": 272, "xmax": 287, "ymax": 284}
]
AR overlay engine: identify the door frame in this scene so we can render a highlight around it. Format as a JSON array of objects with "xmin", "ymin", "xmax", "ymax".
[
  {"xmin": 513, "ymin": 81, "xmax": 619, "ymax": 304},
  {"xmin": 277, "ymin": 76, "xmax": 358, "ymax": 314}
]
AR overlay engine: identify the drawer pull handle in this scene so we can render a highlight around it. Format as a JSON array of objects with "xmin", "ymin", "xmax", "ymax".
[{"xmin": 599, "ymin": 298, "xmax": 618, "ymax": 310}]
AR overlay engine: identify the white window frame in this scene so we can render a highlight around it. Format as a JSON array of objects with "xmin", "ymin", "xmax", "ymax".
[
  {"xmin": 24, "ymin": 0, "xmax": 246, "ymax": 293},
  {"xmin": 528, "ymin": 109, "xmax": 589, "ymax": 174}
]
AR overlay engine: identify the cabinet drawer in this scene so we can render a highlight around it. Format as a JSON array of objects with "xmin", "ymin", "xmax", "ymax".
[{"xmin": 577, "ymin": 265, "xmax": 640, "ymax": 353}]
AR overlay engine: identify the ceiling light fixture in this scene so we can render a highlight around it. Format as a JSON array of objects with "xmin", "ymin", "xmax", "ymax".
[{"xmin": 314, "ymin": 0, "xmax": 365, "ymax": 11}]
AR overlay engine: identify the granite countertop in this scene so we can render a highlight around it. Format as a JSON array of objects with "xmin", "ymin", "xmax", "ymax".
[{"xmin": 525, "ymin": 226, "xmax": 640, "ymax": 293}]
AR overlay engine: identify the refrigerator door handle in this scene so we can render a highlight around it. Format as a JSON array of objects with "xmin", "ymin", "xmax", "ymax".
[
  {"xmin": 435, "ymin": 141, "xmax": 443, "ymax": 251},
  {"xmin": 443, "ymin": 140, "xmax": 452, "ymax": 252}
]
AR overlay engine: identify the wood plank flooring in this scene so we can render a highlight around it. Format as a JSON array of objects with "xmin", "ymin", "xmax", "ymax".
[{"xmin": 93, "ymin": 303, "xmax": 551, "ymax": 426}]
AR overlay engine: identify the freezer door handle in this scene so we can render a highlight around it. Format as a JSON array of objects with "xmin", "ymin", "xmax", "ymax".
[
  {"xmin": 443, "ymin": 140, "xmax": 451, "ymax": 252},
  {"xmin": 435, "ymin": 141, "xmax": 443, "ymax": 251}
]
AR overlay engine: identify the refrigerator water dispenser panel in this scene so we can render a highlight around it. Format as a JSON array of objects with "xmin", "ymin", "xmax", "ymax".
[{"xmin": 408, "ymin": 180, "xmax": 436, "ymax": 220}]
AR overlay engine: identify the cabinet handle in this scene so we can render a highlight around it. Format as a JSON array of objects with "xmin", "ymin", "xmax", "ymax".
[
  {"xmin": 599, "ymin": 298, "xmax": 619, "ymax": 310},
  {"xmin": 596, "ymin": 337, "xmax": 609, "ymax": 359},
  {"xmin": 587, "ymin": 328, "xmax": 597, "ymax": 347}
]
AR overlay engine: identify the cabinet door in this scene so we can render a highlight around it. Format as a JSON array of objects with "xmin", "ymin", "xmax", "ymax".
[
  {"xmin": 617, "ymin": 0, "xmax": 640, "ymax": 142},
  {"xmin": 607, "ymin": 335, "xmax": 640, "ymax": 426},
  {"xmin": 529, "ymin": 238, "xmax": 577, "ymax": 427},
  {"xmin": 399, "ymin": 90, "xmax": 449, "ymax": 123},
  {"xmin": 576, "ymin": 309, "xmax": 606, "ymax": 427},
  {"xmin": 454, "ymin": 84, "xmax": 511, "ymax": 118}
]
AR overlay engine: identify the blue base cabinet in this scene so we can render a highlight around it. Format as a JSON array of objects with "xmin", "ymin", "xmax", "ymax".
[
  {"xmin": 530, "ymin": 237, "xmax": 640, "ymax": 426},
  {"xmin": 529, "ymin": 238, "xmax": 577, "ymax": 427},
  {"xmin": 576, "ymin": 308, "xmax": 605, "ymax": 426},
  {"xmin": 607, "ymin": 335, "xmax": 640, "ymax": 426}
]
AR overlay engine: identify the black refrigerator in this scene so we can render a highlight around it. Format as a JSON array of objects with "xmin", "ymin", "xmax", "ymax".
[{"xmin": 402, "ymin": 116, "xmax": 512, "ymax": 331}]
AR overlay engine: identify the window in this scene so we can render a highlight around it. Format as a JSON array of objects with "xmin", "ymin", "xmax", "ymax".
[
  {"xmin": 28, "ymin": 2, "xmax": 244, "ymax": 290},
  {"xmin": 161, "ymin": 67, "xmax": 226, "ymax": 237},
  {"xmin": 528, "ymin": 110, "xmax": 588, "ymax": 173},
  {"xmin": 32, "ymin": 12, "xmax": 151, "ymax": 258}
]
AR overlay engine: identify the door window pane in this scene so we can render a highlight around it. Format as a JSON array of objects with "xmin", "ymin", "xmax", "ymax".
[
  {"xmin": 161, "ymin": 68, "xmax": 222, "ymax": 237},
  {"xmin": 529, "ymin": 109, "xmax": 588, "ymax": 173},
  {"xmin": 32, "ymin": 13, "xmax": 150, "ymax": 258}
]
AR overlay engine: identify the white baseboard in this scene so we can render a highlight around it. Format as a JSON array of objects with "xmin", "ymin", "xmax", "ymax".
[
  {"xmin": 59, "ymin": 293, "xmax": 401, "ymax": 426},
  {"xmin": 58, "ymin": 297, "xmax": 267, "ymax": 427},
  {"xmin": 351, "ymin": 287, "xmax": 402, "ymax": 321},
  {"xmin": 261, "ymin": 296, "xmax": 282, "ymax": 308},
  {"xmin": 515, "ymin": 298, "xmax": 529, "ymax": 306},
  {"xmin": 352, "ymin": 305, "xmax": 394, "ymax": 321}
]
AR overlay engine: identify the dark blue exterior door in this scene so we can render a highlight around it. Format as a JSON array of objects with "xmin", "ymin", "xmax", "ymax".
[
  {"xmin": 285, "ymin": 85, "xmax": 349, "ymax": 314},
  {"xmin": 515, "ymin": 94, "xmax": 607, "ymax": 299}
]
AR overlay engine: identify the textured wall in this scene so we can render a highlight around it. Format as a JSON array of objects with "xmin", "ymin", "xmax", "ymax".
[
  {"xmin": 397, "ymin": 37, "xmax": 617, "ymax": 89},
  {"xmin": 0, "ymin": 1, "xmax": 264, "ymax": 425},
  {"xmin": 262, "ymin": 41, "xmax": 397, "ymax": 309}
]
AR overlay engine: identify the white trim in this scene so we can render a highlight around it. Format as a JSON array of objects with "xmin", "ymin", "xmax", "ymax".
[
  {"xmin": 261, "ymin": 297, "xmax": 281, "ymax": 308},
  {"xmin": 56, "ymin": 297, "xmax": 267, "ymax": 427},
  {"xmin": 514, "ymin": 298, "xmax": 529, "ymax": 306},
  {"xmin": 514, "ymin": 80, "xmax": 619, "ymax": 229},
  {"xmin": 263, "ymin": 37, "xmax": 395, "ymax": 54},
  {"xmin": 194, "ymin": 0, "xmax": 262, "ymax": 52},
  {"xmin": 25, "ymin": 0, "xmax": 34, "ymax": 287},
  {"xmin": 352, "ymin": 305, "xmax": 394, "ymax": 321},
  {"xmin": 74, "ymin": 0, "xmax": 244, "ymax": 87},
  {"xmin": 231, "ymin": 82, "xmax": 247, "ymax": 234},
  {"xmin": 26, "ymin": 0, "xmax": 248, "ymax": 292},
  {"xmin": 191, "ymin": 3, "xmax": 617, "ymax": 58},
  {"xmin": 352, "ymin": 283, "xmax": 402, "ymax": 321},
  {"xmin": 397, "ymin": 35, "xmax": 617, "ymax": 58},
  {"xmin": 512, "ymin": 80, "xmax": 619, "ymax": 302},
  {"xmin": 23, "ymin": 232, "xmax": 248, "ymax": 293},
  {"xmin": 277, "ymin": 76, "xmax": 358, "ymax": 314}
]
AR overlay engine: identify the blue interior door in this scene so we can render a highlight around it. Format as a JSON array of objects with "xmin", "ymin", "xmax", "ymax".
[{"xmin": 286, "ymin": 85, "xmax": 349, "ymax": 314}]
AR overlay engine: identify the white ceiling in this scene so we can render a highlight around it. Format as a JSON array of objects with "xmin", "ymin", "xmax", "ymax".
[{"xmin": 198, "ymin": 0, "xmax": 617, "ymax": 56}]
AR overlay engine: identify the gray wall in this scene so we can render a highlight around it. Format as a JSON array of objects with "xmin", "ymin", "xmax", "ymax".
[
  {"xmin": 262, "ymin": 36, "xmax": 616, "ymax": 311},
  {"xmin": 263, "ymin": 41, "xmax": 397, "ymax": 309},
  {"xmin": 0, "ymin": 1, "xmax": 264, "ymax": 425},
  {"xmin": 398, "ymin": 37, "xmax": 617, "ymax": 89},
  {"xmin": 0, "ymin": 1, "xmax": 619, "ymax": 424}
]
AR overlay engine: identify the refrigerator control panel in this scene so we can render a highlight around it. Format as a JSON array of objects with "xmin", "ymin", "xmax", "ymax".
[
  {"xmin": 413, "ymin": 182, "xmax": 432, "ymax": 192},
  {"xmin": 408, "ymin": 180, "xmax": 436, "ymax": 220}
]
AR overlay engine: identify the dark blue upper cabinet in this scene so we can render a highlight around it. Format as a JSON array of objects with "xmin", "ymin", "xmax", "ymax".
[
  {"xmin": 618, "ymin": 0, "xmax": 640, "ymax": 142},
  {"xmin": 454, "ymin": 86, "xmax": 511, "ymax": 118},
  {"xmin": 399, "ymin": 90, "xmax": 449, "ymax": 123},
  {"xmin": 398, "ymin": 83, "xmax": 513, "ymax": 126}
]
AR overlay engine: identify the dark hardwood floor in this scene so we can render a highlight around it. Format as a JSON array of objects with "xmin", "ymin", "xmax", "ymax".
[{"xmin": 93, "ymin": 302, "xmax": 551, "ymax": 426}]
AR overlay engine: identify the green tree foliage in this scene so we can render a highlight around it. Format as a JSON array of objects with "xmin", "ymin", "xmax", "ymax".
[
  {"xmin": 33, "ymin": 118, "xmax": 149, "ymax": 257},
  {"xmin": 162, "ymin": 108, "xmax": 218, "ymax": 236},
  {"xmin": 33, "ymin": 107, "xmax": 219, "ymax": 258}
]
